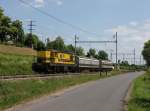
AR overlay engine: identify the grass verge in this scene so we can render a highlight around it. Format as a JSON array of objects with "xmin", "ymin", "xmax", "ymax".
[
  {"xmin": 0, "ymin": 71, "xmax": 125, "ymax": 110},
  {"xmin": 128, "ymin": 71, "xmax": 150, "ymax": 111},
  {"xmin": 0, "ymin": 53, "xmax": 34, "ymax": 76}
]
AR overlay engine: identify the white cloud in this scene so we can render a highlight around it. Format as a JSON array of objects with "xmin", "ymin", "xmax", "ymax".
[
  {"xmin": 56, "ymin": 0, "xmax": 63, "ymax": 6},
  {"xmin": 129, "ymin": 21, "xmax": 138, "ymax": 27},
  {"xmin": 106, "ymin": 25, "xmax": 138, "ymax": 36},
  {"xmin": 34, "ymin": 0, "xmax": 45, "ymax": 8},
  {"xmin": 104, "ymin": 20, "xmax": 150, "ymax": 59},
  {"xmin": 30, "ymin": 0, "xmax": 63, "ymax": 7},
  {"xmin": 47, "ymin": 0, "xmax": 63, "ymax": 6},
  {"xmin": 35, "ymin": 0, "xmax": 44, "ymax": 3}
]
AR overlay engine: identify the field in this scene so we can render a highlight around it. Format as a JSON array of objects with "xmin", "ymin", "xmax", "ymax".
[
  {"xmin": 128, "ymin": 71, "xmax": 150, "ymax": 111},
  {"xmin": 0, "ymin": 71, "xmax": 126, "ymax": 110}
]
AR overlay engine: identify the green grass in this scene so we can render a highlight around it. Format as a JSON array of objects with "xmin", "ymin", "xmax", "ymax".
[
  {"xmin": 0, "ymin": 71, "xmax": 123, "ymax": 110},
  {"xmin": 128, "ymin": 71, "xmax": 150, "ymax": 111},
  {"xmin": 0, "ymin": 53, "xmax": 34, "ymax": 76}
]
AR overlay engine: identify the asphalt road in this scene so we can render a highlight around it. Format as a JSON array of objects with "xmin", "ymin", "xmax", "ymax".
[{"xmin": 13, "ymin": 71, "xmax": 143, "ymax": 111}]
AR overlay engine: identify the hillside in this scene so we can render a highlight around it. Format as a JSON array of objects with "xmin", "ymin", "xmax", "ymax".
[
  {"xmin": 0, "ymin": 45, "xmax": 36, "ymax": 75},
  {"xmin": 0, "ymin": 45, "xmax": 37, "ymax": 56}
]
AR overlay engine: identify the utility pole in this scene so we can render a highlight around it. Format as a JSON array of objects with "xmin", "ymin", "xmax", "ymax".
[
  {"xmin": 115, "ymin": 32, "xmax": 118, "ymax": 69},
  {"xmin": 28, "ymin": 20, "xmax": 35, "ymax": 48},
  {"xmin": 133, "ymin": 48, "xmax": 136, "ymax": 65},
  {"xmin": 140, "ymin": 55, "xmax": 142, "ymax": 65},
  {"xmin": 75, "ymin": 32, "xmax": 118, "ymax": 69},
  {"xmin": 74, "ymin": 35, "xmax": 77, "ymax": 55}
]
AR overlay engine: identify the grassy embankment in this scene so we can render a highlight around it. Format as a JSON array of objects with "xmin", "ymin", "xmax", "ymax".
[
  {"xmin": 0, "ymin": 70, "xmax": 126, "ymax": 110},
  {"xmin": 128, "ymin": 71, "xmax": 150, "ymax": 111},
  {"xmin": 0, "ymin": 45, "xmax": 36, "ymax": 76}
]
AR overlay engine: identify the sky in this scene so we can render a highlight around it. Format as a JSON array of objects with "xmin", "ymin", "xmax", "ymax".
[{"xmin": 0, "ymin": 0, "xmax": 150, "ymax": 64}]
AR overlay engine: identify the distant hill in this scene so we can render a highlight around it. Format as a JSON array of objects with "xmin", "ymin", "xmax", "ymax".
[{"xmin": 0, "ymin": 45, "xmax": 37, "ymax": 56}]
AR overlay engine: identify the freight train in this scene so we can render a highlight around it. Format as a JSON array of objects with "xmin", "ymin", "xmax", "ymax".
[{"xmin": 32, "ymin": 50, "xmax": 114, "ymax": 73}]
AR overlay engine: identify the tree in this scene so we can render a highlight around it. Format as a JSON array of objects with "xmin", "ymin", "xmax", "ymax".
[
  {"xmin": 142, "ymin": 40, "xmax": 150, "ymax": 66},
  {"xmin": 76, "ymin": 47, "xmax": 85, "ymax": 56},
  {"xmin": 0, "ymin": 7, "xmax": 25, "ymax": 46},
  {"xmin": 0, "ymin": 16, "xmax": 11, "ymax": 42},
  {"xmin": 121, "ymin": 61, "xmax": 129, "ymax": 66},
  {"xmin": 9, "ymin": 25, "xmax": 18, "ymax": 42},
  {"xmin": 11, "ymin": 20, "xmax": 24, "ymax": 45},
  {"xmin": 0, "ymin": 7, "xmax": 4, "ymax": 19},
  {"xmin": 0, "ymin": 7, "xmax": 11, "ymax": 42},
  {"xmin": 66, "ymin": 44, "xmax": 75, "ymax": 53},
  {"xmin": 24, "ymin": 33, "xmax": 46, "ymax": 50},
  {"xmin": 46, "ymin": 37, "xmax": 85, "ymax": 56},
  {"xmin": 24, "ymin": 33, "xmax": 39, "ymax": 49},
  {"xmin": 46, "ymin": 36, "xmax": 66, "ymax": 51},
  {"xmin": 36, "ymin": 41, "xmax": 46, "ymax": 51},
  {"xmin": 96, "ymin": 50, "xmax": 108, "ymax": 60},
  {"xmin": 86, "ymin": 48, "xmax": 96, "ymax": 58},
  {"xmin": 66, "ymin": 44, "xmax": 85, "ymax": 56}
]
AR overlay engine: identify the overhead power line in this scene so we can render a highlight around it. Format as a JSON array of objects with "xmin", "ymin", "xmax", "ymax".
[
  {"xmin": 18, "ymin": 0, "xmax": 102, "ymax": 37},
  {"xmin": 75, "ymin": 32, "xmax": 118, "ymax": 69}
]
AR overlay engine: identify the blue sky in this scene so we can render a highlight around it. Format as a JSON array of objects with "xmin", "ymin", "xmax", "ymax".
[{"xmin": 0, "ymin": 0, "xmax": 150, "ymax": 64}]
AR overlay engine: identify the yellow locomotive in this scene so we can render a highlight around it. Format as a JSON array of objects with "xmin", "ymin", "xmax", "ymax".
[{"xmin": 32, "ymin": 50, "xmax": 76, "ymax": 73}]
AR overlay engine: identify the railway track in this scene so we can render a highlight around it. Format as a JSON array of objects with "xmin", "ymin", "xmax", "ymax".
[{"xmin": 0, "ymin": 72, "xmax": 102, "ymax": 81}]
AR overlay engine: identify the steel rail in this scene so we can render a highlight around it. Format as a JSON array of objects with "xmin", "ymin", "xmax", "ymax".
[{"xmin": 0, "ymin": 72, "xmax": 102, "ymax": 81}]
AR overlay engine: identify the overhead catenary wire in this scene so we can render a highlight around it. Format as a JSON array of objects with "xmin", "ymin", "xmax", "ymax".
[{"xmin": 18, "ymin": 0, "xmax": 102, "ymax": 37}]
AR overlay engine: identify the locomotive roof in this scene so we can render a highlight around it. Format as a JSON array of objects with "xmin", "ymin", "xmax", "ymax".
[{"xmin": 46, "ymin": 49, "xmax": 75, "ymax": 54}]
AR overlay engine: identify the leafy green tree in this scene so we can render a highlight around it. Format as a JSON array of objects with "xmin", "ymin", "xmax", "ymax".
[
  {"xmin": 46, "ymin": 36, "xmax": 66, "ymax": 51},
  {"xmin": 86, "ymin": 48, "xmax": 96, "ymax": 58},
  {"xmin": 0, "ymin": 16, "xmax": 11, "ymax": 42},
  {"xmin": 0, "ymin": 7, "xmax": 25, "ymax": 46},
  {"xmin": 142, "ymin": 40, "xmax": 150, "ymax": 66},
  {"xmin": 121, "ymin": 61, "xmax": 129, "ymax": 66},
  {"xmin": 66, "ymin": 44, "xmax": 85, "ymax": 56},
  {"xmin": 96, "ymin": 50, "xmax": 108, "ymax": 60},
  {"xmin": 66, "ymin": 44, "xmax": 75, "ymax": 53},
  {"xmin": 36, "ymin": 41, "xmax": 46, "ymax": 51},
  {"xmin": 11, "ymin": 20, "xmax": 24, "ymax": 44},
  {"xmin": 0, "ymin": 7, "xmax": 10, "ymax": 42},
  {"xmin": 0, "ymin": 7, "xmax": 4, "ymax": 20},
  {"xmin": 24, "ymin": 33, "xmax": 39, "ymax": 49},
  {"xmin": 76, "ymin": 47, "xmax": 85, "ymax": 56},
  {"xmin": 46, "ymin": 37, "xmax": 85, "ymax": 56},
  {"xmin": 9, "ymin": 25, "xmax": 18, "ymax": 42}
]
